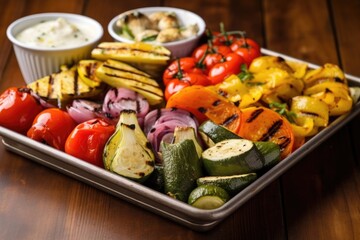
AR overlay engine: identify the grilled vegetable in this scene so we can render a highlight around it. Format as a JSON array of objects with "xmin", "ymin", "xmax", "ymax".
[
  {"xmin": 27, "ymin": 108, "xmax": 76, "ymax": 151},
  {"xmin": 172, "ymin": 126, "xmax": 203, "ymax": 158},
  {"xmin": 161, "ymin": 127, "xmax": 203, "ymax": 202},
  {"xmin": 166, "ymin": 85, "xmax": 242, "ymax": 133},
  {"xmin": 103, "ymin": 109, "xmax": 155, "ymax": 182},
  {"xmin": 91, "ymin": 42, "xmax": 171, "ymax": 77},
  {"xmin": 207, "ymin": 74, "xmax": 262, "ymax": 108},
  {"xmin": 202, "ymin": 139, "xmax": 265, "ymax": 176},
  {"xmin": 144, "ymin": 108, "xmax": 199, "ymax": 158},
  {"xmin": 95, "ymin": 59, "xmax": 164, "ymax": 106},
  {"xmin": 188, "ymin": 185, "xmax": 230, "ymax": 209},
  {"xmin": 0, "ymin": 87, "xmax": 43, "ymax": 134},
  {"xmin": 199, "ymin": 120, "xmax": 240, "ymax": 147},
  {"xmin": 199, "ymin": 120, "xmax": 280, "ymax": 168},
  {"xmin": 303, "ymin": 63, "xmax": 346, "ymax": 88},
  {"xmin": 237, "ymin": 107, "xmax": 295, "ymax": 159},
  {"xmin": 77, "ymin": 60, "xmax": 103, "ymax": 88},
  {"xmin": 196, "ymin": 173, "xmax": 257, "ymax": 196},
  {"xmin": 27, "ymin": 65, "xmax": 104, "ymax": 108},
  {"xmin": 102, "ymin": 87, "xmax": 150, "ymax": 126},
  {"xmin": 290, "ymin": 96, "xmax": 329, "ymax": 128}
]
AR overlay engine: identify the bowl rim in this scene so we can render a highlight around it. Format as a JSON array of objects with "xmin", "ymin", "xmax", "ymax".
[
  {"xmin": 107, "ymin": 6, "xmax": 206, "ymax": 47},
  {"xmin": 6, "ymin": 12, "xmax": 104, "ymax": 52}
]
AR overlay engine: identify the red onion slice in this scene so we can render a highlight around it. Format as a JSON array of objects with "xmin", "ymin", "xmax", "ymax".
[
  {"xmin": 67, "ymin": 99, "xmax": 102, "ymax": 124},
  {"xmin": 102, "ymin": 88, "xmax": 150, "ymax": 122}
]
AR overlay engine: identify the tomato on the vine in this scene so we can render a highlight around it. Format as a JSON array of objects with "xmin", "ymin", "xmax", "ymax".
[
  {"xmin": 65, "ymin": 118, "xmax": 115, "ymax": 167},
  {"xmin": 230, "ymin": 37, "xmax": 261, "ymax": 66},
  {"xmin": 208, "ymin": 53, "xmax": 244, "ymax": 85},
  {"xmin": 163, "ymin": 57, "xmax": 210, "ymax": 100},
  {"xmin": 0, "ymin": 87, "xmax": 43, "ymax": 134},
  {"xmin": 27, "ymin": 108, "xmax": 77, "ymax": 151},
  {"xmin": 192, "ymin": 43, "xmax": 232, "ymax": 72}
]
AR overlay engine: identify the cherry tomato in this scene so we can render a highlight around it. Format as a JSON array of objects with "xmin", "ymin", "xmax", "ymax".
[
  {"xmin": 65, "ymin": 118, "xmax": 115, "ymax": 167},
  {"xmin": 208, "ymin": 53, "xmax": 244, "ymax": 85},
  {"xmin": 163, "ymin": 57, "xmax": 207, "ymax": 86},
  {"xmin": 27, "ymin": 108, "xmax": 76, "ymax": 151},
  {"xmin": 230, "ymin": 38, "xmax": 261, "ymax": 66},
  {"xmin": 0, "ymin": 87, "xmax": 43, "ymax": 134},
  {"xmin": 192, "ymin": 43, "xmax": 232, "ymax": 61},
  {"xmin": 164, "ymin": 71, "xmax": 210, "ymax": 100},
  {"xmin": 192, "ymin": 44, "xmax": 232, "ymax": 73},
  {"xmin": 163, "ymin": 58, "xmax": 210, "ymax": 100}
]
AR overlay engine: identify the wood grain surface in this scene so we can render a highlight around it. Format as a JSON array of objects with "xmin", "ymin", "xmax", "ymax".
[{"xmin": 0, "ymin": 0, "xmax": 359, "ymax": 239}]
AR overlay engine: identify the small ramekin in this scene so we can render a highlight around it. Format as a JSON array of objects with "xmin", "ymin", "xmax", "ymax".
[
  {"xmin": 7, "ymin": 12, "xmax": 103, "ymax": 84},
  {"xmin": 108, "ymin": 7, "xmax": 206, "ymax": 59}
]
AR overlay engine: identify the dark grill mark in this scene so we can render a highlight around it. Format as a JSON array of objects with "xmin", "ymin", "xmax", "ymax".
[
  {"xmin": 146, "ymin": 160, "xmax": 155, "ymax": 167},
  {"xmin": 104, "ymin": 73, "xmax": 162, "ymax": 97},
  {"xmin": 74, "ymin": 70, "xmax": 79, "ymax": 95},
  {"xmin": 278, "ymin": 136, "xmax": 291, "ymax": 150},
  {"xmin": 259, "ymin": 120, "xmax": 283, "ymax": 141},
  {"xmin": 246, "ymin": 108, "xmax": 264, "ymax": 123},
  {"xmin": 198, "ymin": 107, "xmax": 207, "ymax": 114},
  {"xmin": 212, "ymin": 100, "xmax": 221, "ymax": 106},
  {"xmin": 156, "ymin": 108, "xmax": 162, "ymax": 120},
  {"xmin": 146, "ymin": 142, "xmax": 152, "ymax": 149},
  {"xmin": 48, "ymin": 75, "xmax": 54, "ymax": 98},
  {"xmin": 103, "ymin": 63, "xmax": 150, "ymax": 78},
  {"xmin": 222, "ymin": 114, "xmax": 239, "ymax": 127},
  {"xmin": 300, "ymin": 111, "xmax": 320, "ymax": 117}
]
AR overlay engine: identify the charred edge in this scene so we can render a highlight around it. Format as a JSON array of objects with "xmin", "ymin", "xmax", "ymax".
[
  {"xmin": 120, "ymin": 122, "xmax": 136, "ymax": 130},
  {"xmin": 121, "ymin": 109, "xmax": 137, "ymax": 115},
  {"xmin": 325, "ymin": 88, "xmax": 332, "ymax": 93},
  {"xmin": 146, "ymin": 142, "xmax": 152, "ymax": 149},
  {"xmin": 146, "ymin": 160, "xmax": 155, "ymax": 167},
  {"xmin": 335, "ymin": 77, "xmax": 345, "ymax": 83},
  {"xmin": 246, "ymin": 108, "xmax": 264, "ymax": 123},
  {"xmin": 217, "ymin": 89, "xmax": 228, "ymax": 98},
  {"xmin": 222, "ymin": 114, "xmax": 239, "ymax": 127},
  {"xmin": 259, "ymin": 119, "xmax": 283, "ymax": 141},
  {"xmin": 103, "ymin": 63, "xmax": 150, "ymax": 78},
  {"xmin": 97, "ymin": 46, "xmax": 170, "ymax": 57}
]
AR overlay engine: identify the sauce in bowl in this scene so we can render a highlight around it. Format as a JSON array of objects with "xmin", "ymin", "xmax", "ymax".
[{"xmin": 16, "ymin": 17, "xmax": 94, "ymax": 48}]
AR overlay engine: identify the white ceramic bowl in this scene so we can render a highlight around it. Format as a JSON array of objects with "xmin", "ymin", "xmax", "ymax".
[
  {"xmin": 7, "ymin": 13, "xmax": 103, "ymax": 84},
  {"xmin": 108, "ymin": 7, "xmax": 206, "ymax": 58}
]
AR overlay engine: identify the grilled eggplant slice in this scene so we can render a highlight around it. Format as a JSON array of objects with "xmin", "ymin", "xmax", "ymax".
[{"xmin": 95, "ymin": 59, "xmax": 164, "ymax": 106}]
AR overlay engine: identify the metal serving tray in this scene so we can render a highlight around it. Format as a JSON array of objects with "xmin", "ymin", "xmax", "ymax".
[{"xmin": 1, "ymin": 49, "xmax": 360, "ymax": 231}]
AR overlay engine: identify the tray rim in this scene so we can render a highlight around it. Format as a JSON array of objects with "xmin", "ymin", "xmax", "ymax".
[{"xmin": 1, "ymin": 48, "xmax": 360, "ymax": 231}]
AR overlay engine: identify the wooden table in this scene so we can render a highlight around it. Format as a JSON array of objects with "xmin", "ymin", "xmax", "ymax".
[{"xmin": 1, "ymin": 0, "xmax": 360, "ymax": 239}]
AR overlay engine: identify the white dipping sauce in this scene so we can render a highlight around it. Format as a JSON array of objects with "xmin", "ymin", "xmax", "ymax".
[{"xmin": 16, "ymin": 18, "xmax": 93, "ymax": 48}]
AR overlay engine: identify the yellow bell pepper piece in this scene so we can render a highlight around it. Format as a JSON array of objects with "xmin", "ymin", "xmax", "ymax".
[
  {"xmin": 291, "ymin": 96, "xmax": 329, "ymax": 127},
  {"xmin": 207, "ymin": 74, "xmax": 262, "ymax": 108},
  {"xmin": 304, "ymin": 63, "xmax": 346, "ymax": 87}
]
